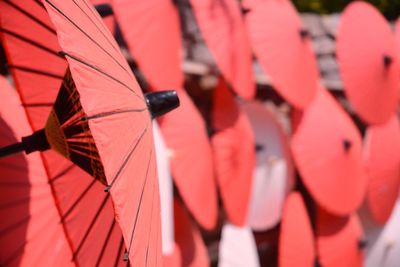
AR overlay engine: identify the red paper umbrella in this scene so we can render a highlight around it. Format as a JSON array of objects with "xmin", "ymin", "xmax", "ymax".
[
  {"xmin": 336, "ymin": 1, "xmax": 399, "ymax": 125},
  {"xmin": 211, "ymin": 78, "xmax": 255, "ymax": 226},
  {"xmin": 91, "ymin": 0, "xmax": 115, "ymax": 33},
  {"xmin": 364, "ymin": 116, "xmax": 400, "ymax": 224},
  {"xmin": 243, "ymin": 0, "xmax": 318, "ymax": 109},
  {"xmin": 291, "ymin": 87, "xmax": 365, "ymax": 216},
  {"xmin": 174, "ymin": 198, "xmax": 210, "ymax": 267},
  {"xmin": 158, "ymin": 90, "xmax": 217, "ymax": 230},
  {"xmin": 0, "ymin": 0, "xmax": 180, "ymax": 264},
  {"xmin": 241, "ymin": 101, "xmax": 294, "ymax": 231},
  {"xmin": 317, "ymin": 210, "xmax": 364, "ymax": 267},
  {"xmin": 112, "ymin": 0, "xmax": 183, "ymax": 90},
  {"xmin": 279, "ymin": 192, "xmax": 315, "ymax": 267},
  {"xmin": 190, "ymin": 0, "xmax": 255, "ymax": 99},
  {"xmin": 0, "ymin": 77, "xmax": 73, "ymax": 267}
]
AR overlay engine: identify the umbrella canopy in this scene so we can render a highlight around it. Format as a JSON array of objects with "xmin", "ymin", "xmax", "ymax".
[
  {"xmin": 0, "ymin": 0, "xmax": 180, "ymax": 264},
  {"xmin": 364, "ymin": 115, "xmax": 400, "ymax": 224},
  {"xmin": 0, "ymin": 2, "xmax": 130, "ymax": 266},
  {"xmin": 153, "ymin": 122, "xmax": 176, "ymax": 256},
  {"xmin": 336, "ymin": 1, "xmax": 399, "ymax": 125},
  {"xmin": 211, "ymin": 78, "xmax": 255, "ymax": 226},
  {"xmin": 279, "ymin": 192, "xmax": 315, "ymax": 267},
  {"xmin": 0, "ymin": 76, "xmax": 73, "ymax": 267},
  {"xmin": 243, "ymin": 0, "xmax": 318, "ymax": 109},
  {"xmin": 218, "ymin": 224, "xmax": 260, "ymax": 267},
  {"xmin": 189, "ymin": 0, "xmax": 255, "ymax": 99},
  {"xmin": 174, "ymin": 198, "xmax": 210, "ymax": 267},
  {"xmin": 317, "ymin": 210, "xmax": 364, "ymax": 267},
  {"xmin": 241, "ymin": 101, "xmax": 294, "ymax": 231},
  {"xmin": 291, "ymin": 87, "xmax": 365, "ymax": 216},
  {"xmin": 158, "ymin": 90, "xmax": 218, "ymax": 230},
  {"xmin": 112, "ymin": 0, "xmax": 183, "ymax": 90}
]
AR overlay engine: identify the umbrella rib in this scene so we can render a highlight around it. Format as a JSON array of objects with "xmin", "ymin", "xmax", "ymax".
[
  {"xmin": 48, "ymin": 163, "xmax": 75, "ymax": 183},
  {"xmin": 75, "ymin": 0, "xmax": 121, "ymax": 54},
  {"xmin": 33, "ymin": 0, "xmax": 46, "ymax": 9},
  {"xmin": 114, "ymin": 237, "xmax": 125, "ymax": 267},
  {"xmin": 72, "ymin": 193, "xmax": 110, "ymax": 260},
  {"xmin": 0, "ymin": 28, "xmax": 61, "ymax": 58},
  {"xmin": 3, "ymin": 0, "xmax": 57, "ymax": 35},
  {"xmin": 106, "ymin": 123, "xmax": 149, "ymax": 191},
  {"xmin": 86, "ymin": 108, "xmax": 147, "ymax": 121},
  {"xmin": 125, "ymin": 148, "xmax": 153, "ymax": 261},
  {"xmin": 60, "ymin": 179, "xmax": 97, "ymax": 222},
  {"xmin": 0, "ymin": 215, "xmax": 30, "ymax": 236},
  {"xmin": 44, "ymin": 0, "xmax": 131, "ymax": 76},
  {"xmin": 60, "ymin": 51, "xmax": 142, "ymax": 99},
  {"xmin": 7, "ymin": 64, "xmax": 64, "ymax": 79},
  {"xmin": 144, "ymin": 175, "xmax": 157, "ymax": 266},
  {"xmin": 95, "ymin": 218, "xmax": 116, "ymax": 267}
]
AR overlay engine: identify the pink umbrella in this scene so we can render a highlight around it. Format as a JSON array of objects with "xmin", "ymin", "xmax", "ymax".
[
  {"xmin": 364, "ymin": 115, "xmax": 400, "ymax": 224},
  {"xmin": 279, "ymin": 192, "xmax": 315, "ymax": 267},
  {"xmin": 211, "ymin": 78, "xmax": 255, "ymax": 226},
  {"xmin": 243, "ymin": 0, "xmax": 319, "ymax": 109},
  {"xmin": 291, "ymin": 86, "xmax": 365, "ymax": 216},
  {"xmin": 189, "ymin": 0, "xmax": 255, "ymax": 99},
  {"xmin": 241, "ymin": 101, "xmax": 294, "ymax": 231},
  {"xmin": 337, "ymin": 1, "xmax": 399, "ymax": 124}
]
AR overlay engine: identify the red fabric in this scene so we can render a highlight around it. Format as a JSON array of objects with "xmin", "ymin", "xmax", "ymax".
[
  {"xmin": 158, "ymin": 90, "xmax": 217, "ymax": 230},
  {"xmin": 0, "ymin": 1, "xmax": 128, "ymax": 266},
  {"xmin": 211, "ymin": 79, "xmax": 255, "ymax": 226},
  {"xmin": 279, "ymin": 192, "xmax": 315, "ymax": 267},
  {"xmin": 291, "ymin": 87, "xmax": 366, "ymax": 216},
  {"xmin": 243, "ymin": 0, "xmax": 318, "ymax": 109},
  {"xmin": 42, "ymin": 0, "xmax": 162, "ymax": 265},
  {"xmin": 112, "ymin": 0, "xmax": 183, "ymax": 90},
  {"xmin": 0, "ymin": 77, "xmax": 73, "ymax": 267},
  {"xmin": 174, "ymin": 199, "xmax": 210, "ymax": 267},
  {"xmin": 190, "ymin": 0, "xmax": 255, "ymax": 99},
  {"xmin": 364, "ymin": 116, "xmax": 400, "ymax": 224},
  {"xmin": 317, "ymin": 211, "xmax": 364, "ymax": 267},
  {"xmin": 90, "ymin": 0, "xmax": 115, "ymax": 33},
  {"xmin": 337, "ymin": 1, "xmax": 399, "ymax": 125}
]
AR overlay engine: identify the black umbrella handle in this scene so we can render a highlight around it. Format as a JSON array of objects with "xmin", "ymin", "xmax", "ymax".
[
  {"xmin": 145, "ymin": 90, "xmax": 180, "ymax": 118},
  {"xmin": 0, "ymin": 129, "xmax": 50, "ymax": 158},
  {"xmin": 0, "ymin": 142, "xmax": 25, "ymax": 158}
]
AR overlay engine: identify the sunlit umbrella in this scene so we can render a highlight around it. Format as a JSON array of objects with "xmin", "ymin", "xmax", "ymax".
[
  {"xmin": 291, "ymin": 87, "xmax": 365, "ymax": 216},
  {"xmin": 189, "ymin": 0, "xmax": 255, "ymax": 99},
  {"xmin": 364, "ymin": 116, "xmax": 400, "ymax": 224},
  {"xmin": 337, "ymin": 1, "xmax": 399, "ymax": 124},
  {"xmin": 0, "ymin": 0, "xmax": 180, "ymax": 264},
  {"xmin": 218, "ymin": 223, "xmax": 260, "ymax": 267},
  {"xmin": 243, "ymin": 0, "xmax": 318, "ymax": 109},
  {"xmin": 241, "ymin": 101, "xmax": 294, "ymax": 231},
  {"xmin": 317, "ymin": 210, "xmax": 364, "ymax": 267},
  {"xmin": 211, "ymin": 78, "xmax": 255, "ymax": 226},
  {"xmin": 174, "ymin": 198, "xmax": 210, "ymax": 267},
  {"xmin": 279, "ymin": 192, "xmax": 316, "ymax": 267}
]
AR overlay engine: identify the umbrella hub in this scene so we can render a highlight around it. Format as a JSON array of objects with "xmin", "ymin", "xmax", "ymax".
[
  {"xmin": 145, "ymin": 90, "xmax": 180, "ymax": 118},
  {"xmin": 383, "ymin": 54, "xmax": 393, "ymax": 68}
]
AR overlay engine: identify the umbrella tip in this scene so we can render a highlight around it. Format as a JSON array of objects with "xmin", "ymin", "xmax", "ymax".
[
  {"xmin": 145, "ymin": 90, "xmax": 180, "ymax": 118},
  {"xmin": 342, "ymin": 139, "xmax": 352, "ymax": 152},
  {"xmin": 104, "ymin": 186, "xmax": 111, "ymax": 193},
  {"xmin": 358, "ymin": 239, "xmax": 368, "ymax": 250},
  {"xmin": 299, "ymin": 28, "xmax": 310, "ymax": 39},
  {"xmin": 255, "ymin": 143, "xmax": 264, "ymax": 152},
  {"xmin": 314, "ymin": 258, "xmax": 322, "ymax": 267},
  {"xmin": 241, "ymin": 7, "xmax": 251, "ymax": 16},
  {"xmin": 123, "ymin": 252, "xmax": 129, "ymax": 261},
  {"xmin": 383, "ymin": 54, "xmax": 393, "ymax": 68}
]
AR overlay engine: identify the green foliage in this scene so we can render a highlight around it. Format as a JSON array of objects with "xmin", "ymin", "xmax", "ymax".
[{"xmin": 292, "ymin": 0, "xmax": 400, "ymax": 20}]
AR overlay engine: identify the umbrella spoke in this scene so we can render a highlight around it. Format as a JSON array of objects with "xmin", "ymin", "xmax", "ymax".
[
  {"xmin": 48, "ymin": 163, "xmax": 75, "ymax": 183},
  {"xmin": 21, "ymin": 102, "xmax": 54, "ymax": 108},
  {"xmin": 86, "ymin": 107, "xmax": 147, "ymax": 121},
  {"xmin": 45, "ymin": 0, "xmax": 131, "ymax": 76},
  {"xmin": 60, "ymin": 51, "xmax": 142, "ymax": 100},
  {"xmin": 72, "ymin": 193, "xmax": 110, "ymax": 260},
  {"xmin": 0, "ymin": 28, "xmax": 61, "ymax": 58},
  {"xmin": 3, "ymin": 0, "xmax": 57, "ymax": 35},
  {"xmin": 8, "ymin": 65, "xmax": 64, "ymax": 80},
  {"xmin": 95, "ymin": 218, "xmax": 116, "ymax": 267},
  {"xmin": 114, "ymin": 237, "xmax": 125, "ymax": 267}
]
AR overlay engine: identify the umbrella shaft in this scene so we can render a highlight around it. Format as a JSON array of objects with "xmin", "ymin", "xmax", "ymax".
[{"xmin": 0, "ymin": 142, "xmax": 25, "ymax": 158}]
